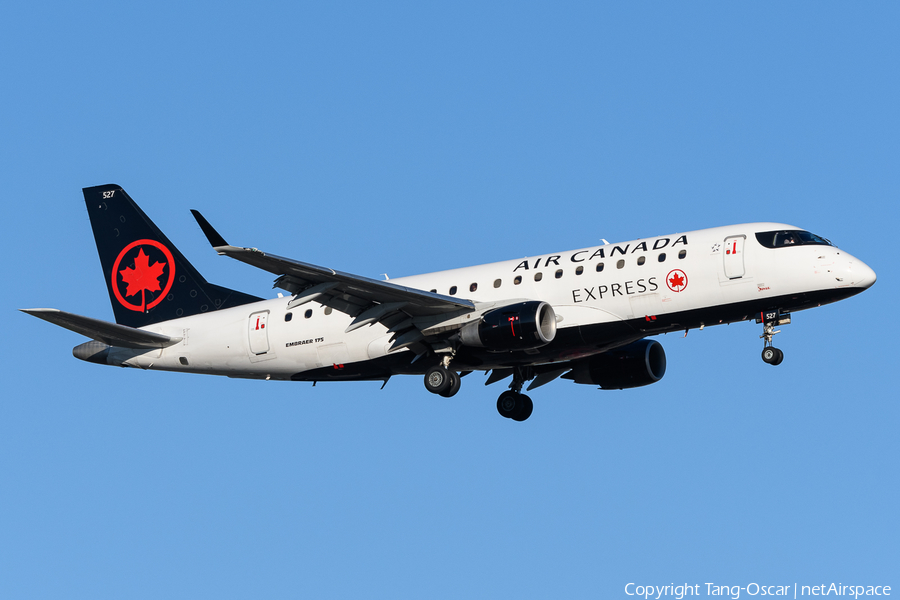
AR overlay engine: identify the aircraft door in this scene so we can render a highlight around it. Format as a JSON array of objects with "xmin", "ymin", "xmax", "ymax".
[
  {"xmin": 723, "ymin": 235, "xmax": 746, "ymax": 279},
  {"xmin": 248, "ymin": 310, "xmax": 270, "ymax": 354}
]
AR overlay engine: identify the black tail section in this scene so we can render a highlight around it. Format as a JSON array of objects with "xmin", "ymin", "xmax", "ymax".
[{"xmin": 84, "ymin": 184, "xmax": 261, "ymax": 328}]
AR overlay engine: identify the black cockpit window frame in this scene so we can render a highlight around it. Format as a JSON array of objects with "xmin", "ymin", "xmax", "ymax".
[{"xmin": 755, "ymin": 230, "xmax": 833, "ymax": 249}]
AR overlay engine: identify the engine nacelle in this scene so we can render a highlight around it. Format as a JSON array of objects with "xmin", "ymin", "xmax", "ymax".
[
  {"xmin": 459, "ymin": 301, "xmax": 557, "ymax": 351},
  {"xmin": 564, "ymin": 339, "xmax": 666, "ymax": 389}
]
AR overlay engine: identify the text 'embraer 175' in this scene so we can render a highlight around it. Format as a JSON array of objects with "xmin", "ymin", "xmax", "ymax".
[{"xmin": 22, "ymin": 185, "xmax": 876, "ymax": 421}]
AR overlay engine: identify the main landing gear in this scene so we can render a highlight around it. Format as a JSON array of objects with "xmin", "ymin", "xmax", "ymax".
[
  {"xmin": 424, "ymin": 365, "xmax": 461, "ymax": 397},
  {"xmin": 758, "ymin": 310, "xmax": 790, "ymax": 366},
  {"xmin": 497, "ymin": 390, "xmax": 533, "ymax": 422},
  {"xmin": 424, "ymin": 353, "xmax": 462, "ymax": 398},
  {"xmin": 423, "ymin": 360, "xmax": 535, "ymax": 421},
  {"xmin": 496, "ymin": 367, "xmax": 534, "ymax": 421}
]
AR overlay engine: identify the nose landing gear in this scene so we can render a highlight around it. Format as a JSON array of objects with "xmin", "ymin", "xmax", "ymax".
[
  {"xmin": 757, "ymin": 310, "xmax": 790, "ymax": 366},
  {"xmin": 761, "ymin": 346, "xmax": 784, "ymax": 365}
]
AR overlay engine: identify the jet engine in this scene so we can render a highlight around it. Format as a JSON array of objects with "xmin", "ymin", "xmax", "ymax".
[
  {"xmin": 459, "ymin": 301, "xmax": 557, "ymax": 351},
  {"xmin": 563, "ymin": 339, "xmax": 666, "ymax": 389}
]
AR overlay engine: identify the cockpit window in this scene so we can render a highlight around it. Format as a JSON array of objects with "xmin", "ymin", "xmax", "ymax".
[{"xmin": 755, "ymin": 230, "xmax": 832, "ymax": 248}]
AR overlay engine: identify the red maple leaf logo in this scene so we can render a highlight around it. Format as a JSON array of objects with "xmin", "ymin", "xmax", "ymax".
[
  {"xmin": 666, "ymin": 269, "xmax": 688, "ymax": 292},
  {"xmin": 119, "ymin": 248, "xmax": 167, "ymax": 311}
]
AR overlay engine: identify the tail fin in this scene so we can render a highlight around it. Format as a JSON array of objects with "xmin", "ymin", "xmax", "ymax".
[{"xmin": 84, "ymin": 184, "xmax": 261, "ymax": 328}]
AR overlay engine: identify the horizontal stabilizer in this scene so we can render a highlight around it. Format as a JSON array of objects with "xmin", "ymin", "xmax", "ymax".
[{"xmin": 20, "ymin": 308, "xmax": 182, "ymax": 349}]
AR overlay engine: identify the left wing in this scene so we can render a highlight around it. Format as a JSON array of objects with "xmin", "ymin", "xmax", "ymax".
[{"xmin": 191, "ymin": 210, "xmax": 477, "ymax": 350}]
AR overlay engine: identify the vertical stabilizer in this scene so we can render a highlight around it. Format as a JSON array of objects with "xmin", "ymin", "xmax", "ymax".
[{"xmin": 83, "ymin": 184, "xmax": 261, "ymax": 328}]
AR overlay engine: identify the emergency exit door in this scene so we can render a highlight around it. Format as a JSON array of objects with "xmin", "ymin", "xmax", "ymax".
[
  {"xmin": 248, "ymin": 311, "xmax": 270, "ymax": 354},
  {"xmin": 723, "ymin": 235, "xmax": 745, "ymax": 279}
]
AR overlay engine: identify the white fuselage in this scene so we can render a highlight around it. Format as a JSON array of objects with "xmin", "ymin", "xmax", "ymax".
[{"xmin": 110, "ymin": 223, "xmax": 875, "ymax": 380}]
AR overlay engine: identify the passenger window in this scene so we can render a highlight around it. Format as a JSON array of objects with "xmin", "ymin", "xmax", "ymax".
[
  {"xmin": 430, "ymin": 289, "xmax": 437, "ymax": 293},
  {"xmin": 324, "ymin": 307, "xmax": 333, "ymax": 315},
  {"xmin": 575, "ymin": 266, "xmax": 583, "ymax": 275},
  {"xmin": 284, "ymin": 312, "xmax": 293, "ymax": 322},
  {"xmin": 304, "ymin": 309, "xmax": 313, "ymax": 319},
  {"xmin": 637, "ymin": 256, "xmax": 646, "ymax": 266},
  {"xmin": 493, "ymin": 279, "xmax": 501, "ymax": 288},
  {"xmin": 470, "ymin": 283, "xmax": 478, "ymax": 292},
  {"xmin": 616, "ymin": 259, "xmax": 625, "ymax": 269},
  {"xmin": 534, "ymin": 272, "xmax": 543, "ymax": 282},
  {"xmin": 678, "ymin": 250, "xmax": 687, "ymax": 259},
  {"xmin": 449, "ymin": 286, "xmax": 457, "ymax": 295},
  {"xmin": 555, "ymin": 269, "xmax": 563, "ymax": 279},
  {"xmin": 514, "ymin": 276, "xmax": 522, "ymax": 285},
  {"xmin": 658, "ymin": 253, "xmax": 666, "ymax": 262},
  {"xmin": 596, "ymin": 263, "xmax": 604, "ymax": 272}
]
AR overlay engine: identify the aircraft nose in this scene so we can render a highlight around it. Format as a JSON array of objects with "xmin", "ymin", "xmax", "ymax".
[{"xmin": 853, "ymin": 260, "xmax": 877, "ymax": 289}]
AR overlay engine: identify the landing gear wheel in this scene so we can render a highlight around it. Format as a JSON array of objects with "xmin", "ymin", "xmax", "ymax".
[
  {"xmin": 496, "ymin": 391, "xmax": 534, "ymax": 421},
  {"xmin": 511, "ymin": 395, "xmax": 533, "ymax": 422},
  {"xmin": 762, "ymin": 347, "xmax": 783, "ymax": 365},
  {"xmin": 497, "ymin": 391, "xmax": 519, "ymax": 418},
  {"xmin": 772, "ymin": 348, "xmax": 784, "ymax": 366},
  {"xmin": 424, "ymin": 365, "xmax": 451, "ymax": 395},
  {"xmin": 439, "ymin": 371, "xmax": 461, "ymax": 398}
]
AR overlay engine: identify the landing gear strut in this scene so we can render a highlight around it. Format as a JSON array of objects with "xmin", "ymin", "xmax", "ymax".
[
  {"xmin": 758, "ymin": 310, "xmax": 789, "ymax": 366},
  {"xmin": 495, "ymin": 366, "xmax": 534, "ymax": 421}
]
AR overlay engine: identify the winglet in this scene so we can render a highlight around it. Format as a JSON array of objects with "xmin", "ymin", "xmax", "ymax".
[{"xmin": 190, "ymin": 209, "xmax": 229, "ymax": 248}]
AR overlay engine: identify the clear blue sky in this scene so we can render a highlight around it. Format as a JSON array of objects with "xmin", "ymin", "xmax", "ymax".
[{"xmin": 1, "ymin": 2, "xmax": 897, "ymax": 598}]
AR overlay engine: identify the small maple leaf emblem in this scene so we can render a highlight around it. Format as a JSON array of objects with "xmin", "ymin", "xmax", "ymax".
[
  {"xmin": 119, "ymin": 248, "xmax": 167, "ymax": 311},
  {"xmin": 666, "ymin": 269, "xmax": 688, "ymax": 293}
]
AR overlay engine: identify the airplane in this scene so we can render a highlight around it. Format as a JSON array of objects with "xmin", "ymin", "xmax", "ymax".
[{"xmin": 22, "ymin": 184, "xmax": 877, "ymax": 421}]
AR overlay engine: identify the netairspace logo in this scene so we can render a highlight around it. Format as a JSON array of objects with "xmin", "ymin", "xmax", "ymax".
[{"xmin": 624, "ymin": 583, "xmax": 892, "ymax": 599}]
